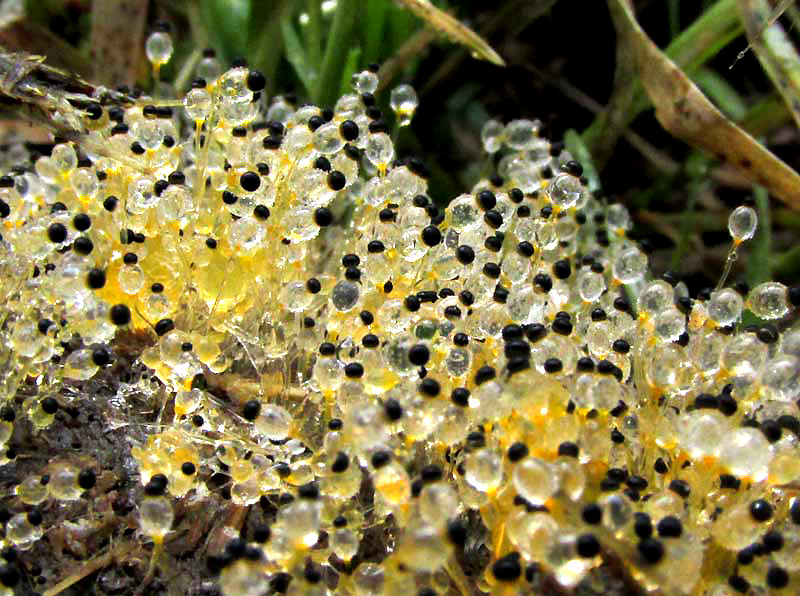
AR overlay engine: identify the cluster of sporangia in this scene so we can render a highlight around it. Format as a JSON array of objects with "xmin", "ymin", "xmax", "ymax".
[{"xmin": 0, "ymin": 27, "xmax": 799, "ymax": 596}]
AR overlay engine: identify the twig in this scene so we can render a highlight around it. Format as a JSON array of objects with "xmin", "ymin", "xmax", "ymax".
[{"xmin": 43, "ymin": 542, "xmax": 138, "ymax": 596}]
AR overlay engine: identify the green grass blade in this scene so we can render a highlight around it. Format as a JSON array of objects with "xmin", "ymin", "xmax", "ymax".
[
  {"xmin": 198, "ymin": 0, "xmax": 250, "ymax": 63},
  {"xmin": 338, "ymin": 47, "xmax": 362, "ymax": 98},
  {"xmin": 247, "ymin": 0, "xmax": 292, "ymax": 90},
  {"xmin": 630, "ymin": 0, "xmax": 744, "ymax": 114},
  {"xmin": 387, "ymin": 2, "xmax": 417, "ymax": 58},
  {"xmin": 668, "ymin": 0, "xmax": 680, "ymax": 39},
  {"xmin": 739, "ymin": 94, "xmax": 791, "ymax": 136},
  {"xmin": 363, "ymin": 0, "xmax": 389, "ymax": 63},
  {"xmin": 281, "ymin": 18, "xmax": 317, "ymax": 97},
  {"xmin": 773, "ymin": 245, "xmax": 800, "ymax": 280},
  {"xmin": 666, "ymin": 0, "xmax": 742, "ymax": 72},
  {"xmin": 315, "ymin": 0, "xmax": 359, "ymax": 106},
  {"xmin": 746, "ymin": 185, "xmax": 771, "ymax": 287},
  {"xmin": 304, "ymin": 0, "xmax": 323, "ymax": 66},
  {"xmin": 692, "ymin": 67, "xmax": 748, "ymax": 120}
]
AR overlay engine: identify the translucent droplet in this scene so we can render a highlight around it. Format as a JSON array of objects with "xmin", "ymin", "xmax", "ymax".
[
  {"xmin": 503, "ymin": 251, "xmax": 530, "ymax": 285},
  {"xmin": 145, "ymin": 31, "xmax": 173, "ymax": 67},
  {"xmin": 283, "ymin": 125, "xmax": 313, "ymax": 158},
  {"xmin": 312, "ymin": 122, "xmax": 344, "ymax": 155},
  {"xmin": 419, "ymin": 483, "xmax": 459, "ymax": 524},
  {"xmin": 266, "ymin": 98, "xmax": 294, "ymax": 123},
  {"xmin": 600, "ymin": 493, "xmax": 632, "ymax": 532},
  {"xmin": 504, "ymin": 119, "xmax": 539, "ymax": 150},
  {"xmin": 217, "ymin": 67, "xmax": 251, "ymax": 103},
  {"xmin": 711, "ymin": 504, "xmax": 761, "ymax": 551},
  {"xmin": 365, "ymin": 133, "xmax": 394, "ymax": 168},
  {"xmin": 718, "ymin": 427, "xmax": 772, "ymax": 480},
  {"xmin": 653, "ymin": 308, "xmax": 685, "ymax": 342},
  {"xmin": 49, "ymin": 465, "xmax": 82, "ymax": 500},
  {"xmin": 612, "ymin": 247, "xmax": 647, "ymax": 283},
  {"xmin": 5, "ymin": 512, "xmax": 43, "ymax": 546},
  {"xmin": 390, "ymin": 84, "xmax": 418, "ymax": 126},
  {"xmin": 280, "ymin": 281, "xmax": 313, "ymax": 313},
  {"xmin": 548, "ymin": 173, "xmax": 583, "ymax": 209},
  {"xmin": 314, "ymin": 357, "xmax": 344, "ymax": 392},
  {"xmin": 481, "ymin": 119, "xmax": 504, "ymax": 154},
  {"xmin": 220, "ymin": 100, "xmax": 255, "ymax": 127},
  {"xmin": 448, "ymin": 194, "xmax": 480, "ymax": 231},
  {"xmin": 464, "ymin": 449, "xmax": 503, "ymax": 493},
  {"xmin": 139, "ymin": 496, "xmax": 174, "ymax": 536},
  {"xmin": 512, "ymin": 457, "xmax": 555, "ymax": 505},
  {"xmin": 16, "ymin": 476, "xmax": 48, "ymax": 505},
  {"xmin": 351, "ymin": 70, "xmax": 379, "ymax": 94},
  {"xmin": 708, "ymin": 288, "xmax": 743, "ymax": 326},
  {"xmin": 606, "ymin": 204, "xmax": 631, "ymax": 232},
  {"xmin": 762, "ymin": 355, "xmax": 800, "ymax": 402},
  {"xmin": 445, "ymin": 347, "xmax": 470, "ymax": 377},
  {"xmin": 219, "ymin": 559, "xmax": 269, "ymax": 596},
  {"xmin": 331, "ymin": 280, "xmax": 360, "ymax": 312},
  {"xmin": 728, "ymin": 205, "xmax": 757, "ymax": 242},
  {"xmin": 228, "ymin": 216, "xmax": 266, "ymax": 254},
  {"xmin": 331, "ymin": 527, "xmax": 360, "ymax": 561},
  {"xmin": 507, "ymin": 510, "xmax": 557, "ymax": 561},
  {"xmin": 52, "ymin": 143, "xmax": 77, "ymax": 172},
  {"xmin": 637, "ymin": 280, "xmax": 674, "ymax": 316},
  {"xmin": 184, "ymin": 88, "xmax": 212, "ymax": 121},
  {"xmin": 196, "ymin": 56, "xmax": 221, "ymax": 81},
  {"xmin": 747, "ymin": 281, "xmax": 789, "ymax": 320},
  {"xmin": 721, "ymin": 333, "xmax": 767, "ymax": 371},
  {"xmin": 63, "ymin": 348, "xmax": 99, "ymax": 380},
  {"xmin": 587, "ymin": 376, "xmax": 623, "ymax": 410},
  {"xmin": 35, "ymin": 155, "xmax": 59, "ymax": 183},
  {"xmin": 255, "ymin": 404, "xmax": 292, "ymax": 441},
  {"xmin": 128, "ymin": 176, "xmax": 158, "ymax": 211},
  {"xmin": 118, "ymin": 264, "xmax": 145, "ymax": 295},
  {"xmin": 680, "ymin": 410, "xmax": 726, "ymax": 459},
  {"xmin": 134, "ymin": 120, "xmax": 165, "ymax": 150},
  {"xmin": 578, "ymin": 270, "xmax": 605, "ymax": 302},
  {"xmin": 70, "ymin": 168, "xmax": 98, "ymax": 198}
]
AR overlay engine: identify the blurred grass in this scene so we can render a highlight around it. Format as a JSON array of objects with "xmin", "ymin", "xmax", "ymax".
[
  {"xmin": 190, "ymin": 0, "xmax": 505, "ymax": 107},
  {"xmin": 315, "ymin": 0, "xmax": 359, "ymax": 106},
  {"xmin": 670, "ymin": 154, "xmax": 710, "ymax": 271}
]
